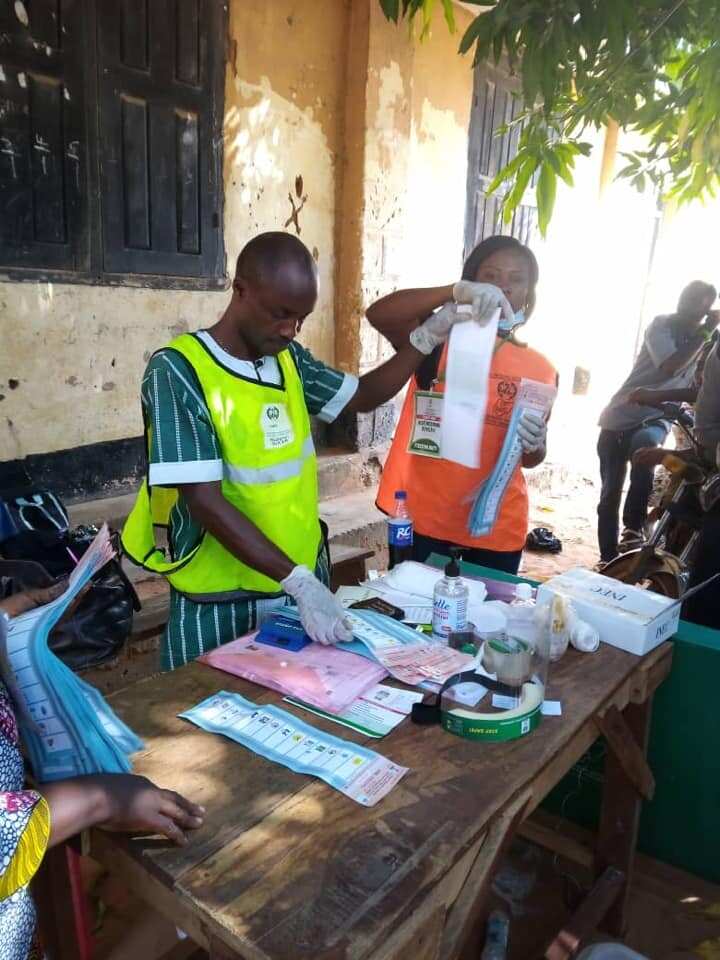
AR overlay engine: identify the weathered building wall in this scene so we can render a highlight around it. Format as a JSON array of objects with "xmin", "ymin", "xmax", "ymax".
[
  {"xmin": 333, "ymin": 1, "xmax": 475, "ymax": 375},
  {"xmin": 0, "ymin": 0, "xmax": 349, "ymax": 462}
]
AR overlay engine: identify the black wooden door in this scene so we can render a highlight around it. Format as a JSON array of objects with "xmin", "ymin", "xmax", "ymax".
[
  {"xmin": 464, "ymin": 61, "xmax": 537, "ymax": 258},
  {"xmin": 0, "ymin": 0, "xmax": 89, "ymax": 272},
  {"xmin": 96, "ymin": 0, "xmax": 224, "ymax": 280}
]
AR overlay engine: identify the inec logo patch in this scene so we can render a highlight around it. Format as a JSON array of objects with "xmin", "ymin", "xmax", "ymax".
[{"xmin": 260, "ymin": 403, "xmax": 294, "ymax": 450}]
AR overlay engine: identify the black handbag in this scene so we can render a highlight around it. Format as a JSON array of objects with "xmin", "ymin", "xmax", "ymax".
[{"xmin": 0, "ymin": 519, "xmax": 141, "ymax": 672}]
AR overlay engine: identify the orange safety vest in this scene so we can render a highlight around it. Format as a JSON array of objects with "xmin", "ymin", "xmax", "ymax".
[{"xmin": 377, "ymin": 338, "xmax": 557, "ymax": 552}]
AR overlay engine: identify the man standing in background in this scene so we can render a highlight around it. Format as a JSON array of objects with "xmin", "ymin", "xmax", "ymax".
[{"xmin": 596, "ymin": 280, "xmax": 717, "ymax": 564}]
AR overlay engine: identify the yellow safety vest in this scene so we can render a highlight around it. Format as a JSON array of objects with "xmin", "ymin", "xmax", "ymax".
[{"xmin": 121, "ymin": 334, "xmax": 321, "ymax": 599}]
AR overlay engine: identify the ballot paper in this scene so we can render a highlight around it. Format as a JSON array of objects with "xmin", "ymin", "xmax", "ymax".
[
  {"xmin": 469, "ymin": 378, "xmax": 557, "ymax": 536},
  {"xmin": 0, "ymin": 525, "xmax": 143, "ymax": 781},
  {"xmin": 285, "ymin": 683, "xmax": 424, "ymax": 738},
  {"xmin": 342, "ymin": 610, "xmax": 475, "ymax": 685},
  {"xmin": 181, "ymin": 691, "xmax": 408, "ymax": 806},
  {"xmin": 441, "ymin": 306, "xmax": 500, "ymax": 468},
  {"xmin": 277, "ymin": 607, "xmax": 474, "ymax": 686}
]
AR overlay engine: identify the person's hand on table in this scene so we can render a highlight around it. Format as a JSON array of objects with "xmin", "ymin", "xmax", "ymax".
[
  {"xmin": 452, "ymin": 280, "xmax": 514, "ymax": 327},
  {"xmin": 96, "ymin": 774, "xmax": 205, "ymax": 845},
  {"xmin": 41, "ymin": 774, "xmax": 205, "ymax": 848},
  {"xmin": 281, "ymin": 566, "xmax": 353, "ymax": 645},
  {"xmin": 517, "ymin": 410, "xmax": 547, "ymax": 453}
]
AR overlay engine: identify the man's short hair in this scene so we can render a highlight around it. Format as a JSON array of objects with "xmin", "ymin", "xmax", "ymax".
[
  {"xmin": 235, "ymin": 232, "xmax": 316, "ymax": 286},
  {"xmin": 677, "ymin": 280, "xmax": 717, "ymax": 315}
]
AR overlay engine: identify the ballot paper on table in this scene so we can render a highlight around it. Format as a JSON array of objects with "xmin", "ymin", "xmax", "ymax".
[
  {"xmin": 276, "ymin": 607, "xmax": 475, "ymax": 686},
  {"xmin": 341, "ymin": 609, "xmax": 475, "ymax": 686},
  {"xmin": 181, "ymin": 691, "xmax": 408, "ymax": 806},
  {"xmin": 285, "ymin": 683, "xmax": 424, "ymax": 738},
  {"xmin": 0, "ymin": 525, "xmax": 143, "ymax": 781},
  {"xmin": 441, "ymin": 306, "xmax": 500, "ymax": 468}
]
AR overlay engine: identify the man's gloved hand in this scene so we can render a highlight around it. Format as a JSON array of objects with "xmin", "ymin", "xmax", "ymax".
[
  {"xmin": 517, "ymin": 410, "xmax": 547, "ymax": 454},
  {"xmin": 280, "ymin": 565, "xmax": 353, "ymax": 645},
  {"xmin": 452, "ymin": 281, "xmax": 514, "ymax": 327},
  {"xmin": 409, "ymin": 302, "xmax": 465, "ymax": 355}
]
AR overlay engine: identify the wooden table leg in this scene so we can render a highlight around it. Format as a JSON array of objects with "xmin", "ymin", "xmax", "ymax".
[
  {"xmin": 543, "ymin": 867, "xmax": 625, "ymax": 960},
  {"xmin": 33, "ymin": 841, "xmax": 94, "ymax": 960},
  {"xmin": 594, "ymin": 696, "xmax": 654, "ymax": 937},
  {"xmin": 441, "ymin": 791, "xmax": 531, "ymax": 960}
]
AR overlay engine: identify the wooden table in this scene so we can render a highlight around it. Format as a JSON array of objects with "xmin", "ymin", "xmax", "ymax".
[{"xmin": 47, "ymin": 639, "xmax": 672, "ymax": 960}]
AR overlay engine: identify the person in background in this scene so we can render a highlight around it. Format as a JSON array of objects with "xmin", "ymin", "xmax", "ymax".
[
  {"xmin": 368, "ymin": 235, "xmax": 557, "ymax": 576},
  {"xmin": 122, "ymin": 232, "xmax": 470, "ymax": 669},
  {"xmin": 628, "ymin": 334, "xmax": 720, "ymax": 628},
  {"xmin": 0, "ymin": 585, "xmax": 204, "ymax": 959},
  {"xmin": 596, "ymin": 281, "xmax": 717, "ymax": 564}
]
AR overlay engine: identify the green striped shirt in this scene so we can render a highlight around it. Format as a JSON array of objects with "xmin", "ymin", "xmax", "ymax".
[{"xmin": 139, "ymin": 331, "xmax": 356, "ymax": 670}]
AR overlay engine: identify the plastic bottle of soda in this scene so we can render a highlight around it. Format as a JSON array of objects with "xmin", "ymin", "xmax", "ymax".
[{"xmin": 387, "ymin": 490, "xmax": 413, "ymax": 569}]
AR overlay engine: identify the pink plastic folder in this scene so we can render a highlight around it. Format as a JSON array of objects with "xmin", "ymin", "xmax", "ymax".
[{"xmin": 200, "ymin": 633, "xmax": 387, "ymax": 714}]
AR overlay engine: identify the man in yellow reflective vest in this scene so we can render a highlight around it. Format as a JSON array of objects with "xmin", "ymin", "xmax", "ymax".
[{"xmin": 123, "ymin": 232, "xmax": 501, "ymax": 669}]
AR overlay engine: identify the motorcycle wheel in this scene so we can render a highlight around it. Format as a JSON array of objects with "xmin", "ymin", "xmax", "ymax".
[{"xmin": 600, "ymin": 555, "xmax": 682, "ymax": 599}]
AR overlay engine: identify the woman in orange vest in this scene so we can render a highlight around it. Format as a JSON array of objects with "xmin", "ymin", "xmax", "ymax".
[{"xmin": 371, "ymin": 235, "xmax": 557, "ymax": 575}]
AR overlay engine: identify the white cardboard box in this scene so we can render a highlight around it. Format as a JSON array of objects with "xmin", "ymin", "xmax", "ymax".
[{"xmin": 536, "ymin": 568, "xmax": 680, "ymax": 656}]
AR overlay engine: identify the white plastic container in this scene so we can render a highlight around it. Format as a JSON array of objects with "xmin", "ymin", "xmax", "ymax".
[{"xmin": 504, "ymin": 582, "xmax": 538, "ymax": 647}]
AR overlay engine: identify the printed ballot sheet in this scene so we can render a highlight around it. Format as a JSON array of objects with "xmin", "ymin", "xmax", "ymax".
[
  {"xmin": 285, "ymin": 683, "xmax": 424, "ymax": 738},
  {"xmin": 441, "ymin": 306, "xmax": 500, "ymax": 468},
  {"xmin": 342, "ymin": 610, "xmax": 474, "ymax": 685},
  {"xmin": 0, "ymin": 525, "xmax": 142, "ymax": 781},
  {"xmin": 181, "ymin": 691, "xmax": 408, "ymax": 806}
]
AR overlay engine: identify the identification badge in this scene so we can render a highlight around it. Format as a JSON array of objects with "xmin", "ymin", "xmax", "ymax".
[
  {"xmin": 260, "ymin": 403, "xmax": 294, "ymax": 449},
  {"xmin": 408, "ymin": 390, "xmax": 443, "ymax": 458}
]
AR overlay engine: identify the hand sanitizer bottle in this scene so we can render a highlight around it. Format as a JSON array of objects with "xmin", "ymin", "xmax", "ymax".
[{"xmin": 432, "ymin": 547, "xmax": 469, "ymax": 641}]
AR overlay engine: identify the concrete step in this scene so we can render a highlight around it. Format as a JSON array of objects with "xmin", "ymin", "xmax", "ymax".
[{"xmin": 68, "ymin": 448, "xmax": 386, "ymax": 530}]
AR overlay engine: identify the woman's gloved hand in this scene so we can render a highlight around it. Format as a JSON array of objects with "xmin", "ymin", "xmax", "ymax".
[
  {"xmin": 452, "ymin": 281, "xmax": 514, "ymax": 326},
  {"xmin": 281, "ymin": 565, "xmax": 353, "ymax": 645},
  {"xmin": 517, "ymin": 410, "xmax": 547, "ymax": 453},
  {"xmin": 409, "ymin": 302, "xmax": 465, "ymax": 355}
]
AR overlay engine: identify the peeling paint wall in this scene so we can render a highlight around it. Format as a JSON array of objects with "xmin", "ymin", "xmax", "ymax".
[
  {"xmin": 0, "ymin": 0, "xmax": 348, "ymax": 460},
  {"xmin": 353, "ymin": 2, "xmax": 475, "ymax": 374}
]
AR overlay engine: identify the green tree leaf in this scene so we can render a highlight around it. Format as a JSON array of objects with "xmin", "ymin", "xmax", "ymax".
[
  {"xmin": 536, "ymin": 162, "xmax": 558, "ymax": 236},
  {"xmin": 441, "ymin": 0, "xmax": 456, "ymax": 33},
  {"xmin": 380, "ymin": 0, "xmax": 401, "ymax": 22}
]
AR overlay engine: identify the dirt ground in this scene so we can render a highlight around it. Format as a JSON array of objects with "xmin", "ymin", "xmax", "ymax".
[{"xmin": 523, "ymin": 474, "xmax": 600, "ymax": 581}]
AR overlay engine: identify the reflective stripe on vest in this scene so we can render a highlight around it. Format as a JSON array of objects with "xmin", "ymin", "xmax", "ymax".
[
  {"xmin": 377, "ymin": 338, "xmax": 557, "ymax": 552},
  {"xmin": 225, "ymin": 435, "xmax": 315, "ymax": 485},
  {"xmin": 121, "ymin": 334, "xmax": 321, "ymax": 599}
]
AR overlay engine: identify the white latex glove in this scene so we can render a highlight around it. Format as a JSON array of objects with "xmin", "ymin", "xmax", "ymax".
[
  {"xmin": 452, "ymin": 281, "xmax": 514, "ymax": 327},
  {"xmin": 517, "ymin": 409, "xmax": 547, "ymax": 453},
  {"xmin": 409, "ymin": 302, "xmax": 466, "ymax": 355},
  {"xmin": 280, "ymin": 565, "xmax": 354, "ymax": 645}
]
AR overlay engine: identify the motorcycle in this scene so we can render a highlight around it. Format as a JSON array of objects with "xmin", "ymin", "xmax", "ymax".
[{"xmin": 600, "ymin": 403, "xmax": 720, "ymax": 598}]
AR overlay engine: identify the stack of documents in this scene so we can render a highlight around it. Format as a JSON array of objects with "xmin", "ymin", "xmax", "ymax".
[{"xmin": 0, "ymin": 525, "xmax": 142, "ymax": 781}]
